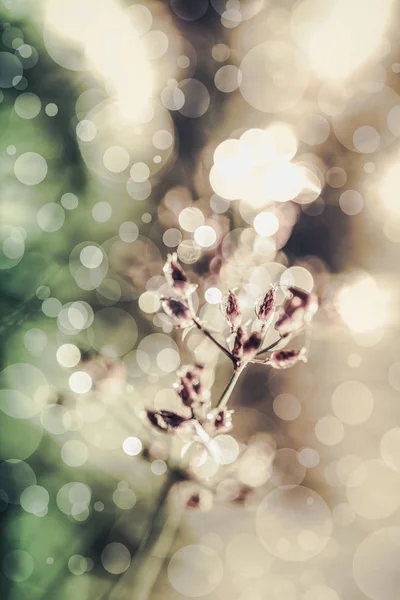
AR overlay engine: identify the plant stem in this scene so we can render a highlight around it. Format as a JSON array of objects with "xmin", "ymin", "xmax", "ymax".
[
  {"xmin": 192, "ymin": 318, "xmax": 235, "ymax": 364},
  {"xmin": 132, "ymin": 492, "xmax": 185, "ymax": 600},
  {"xmin": 216, "ymin": 367, "xmax": 244, "ymax": 409},
  {"xmin": 256, "ymin": 336, "xmax": 286, "ymax": 356},
  {"xmin": 106, "ymin": 472, "xmax": 177, "ymax": 600}
]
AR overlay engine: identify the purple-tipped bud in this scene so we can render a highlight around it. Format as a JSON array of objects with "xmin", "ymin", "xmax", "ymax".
[
  {"xmin": 163, "ymin": 253, "xmax": 190, "ymax": 296},
  {"xmin": 275, "ymin": 287, "xmax": 318, "ymax": 336},
  {"xmin": 266, "ymin": 348, "xmax": 307, "ymax": 369},
  {"xmin": 221, "ymin": 291, "xmax": 241, "ymax": 331},
  {"xmin": 213, "ymin": 408, "xmax": 233, "ymax": 433},
  {"xmin": 175, "ymin": 364, "xmax": 205, "ymax": 408},
  {"xmin": 187, "ymin": 493, "xmax": 201, "ymax": 508},
  {"xmin": 186, "ymin": 489, "xmax": 213, "ymax": 511},
  {"xmin": 255, "ymin": 286, "xmax": 276, "ymax": 326},
  {"xmin": 160, "ymin": 297, "xmax": 193, "ymax": 328},
  {"xmin": 146, "ymin": 409, "xmax": 189, "ymax": 433},
  {"xmin": 232, "ymin": 326, "xmax": 245, "ymax": 361},
  {"xmin": 243, "ymin": 331, "xmax": 263, "ymax": 359}
]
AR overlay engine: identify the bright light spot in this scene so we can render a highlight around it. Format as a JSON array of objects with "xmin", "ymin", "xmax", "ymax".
[
  {"xmin": 205, "ymin": 287, "xmax": 222, "ymax": 304},
  {"xmin": 280, "ymin": 266, "xmax": 314, "ymax": 292},
  {"xmin": 291, "ymin": 0, "xmax": 394, "ymax": 80},
  {"xmin": 45, "ymin": 0, "xmax": 153, "ymax": 119},
  {"xmin": 194, "ymin": 225, "xmax": 217, "ymax": 248},
  {"xmin": 130, "ymin": 162, "xmax": 150, "ymax": 183},
  {"xmin": 123, "ymin": 436, "xmax": 142, "ymax": 456},
  {"xmin": 80, "ymin": 245, "xmax": 103, "ymax": 268},
  {"xmin": 266, "ymin": 122, "xmax": 298, "ymax": 160},
  {"xmin": 151, "ymin": 459, "xmax": 167, "ymax": 475},
  {"xmin": 69, "ymin": 371, "xmax": 92, "ymax": 394},
  {"xmin": 56, "ymin": 344, "xmax": 81, "ymax": 368},
  {"xmin": 138, "ymin": 291, "xmax": 160, "ymax": 313},
  {"xmin": 253, "ymin": 212, "xmax": 279, "ymax": 237},
  {"xmin": 178, "ymin": 207, "xmax": 204, "ymax": 232},
  {"xmin": 213, "ymin": 435, "xmax": 240, "ymax": 465},
  {"xmin": 103, "ymin": 146, "xmax": 130, "ymax": 172},
  {"xmin": 335, "ymin": 274, "xmax": 389, "ymax": 333},
  {"xmin": 262, "ymin": 161, "xmax": 304, "ymax": 202}
]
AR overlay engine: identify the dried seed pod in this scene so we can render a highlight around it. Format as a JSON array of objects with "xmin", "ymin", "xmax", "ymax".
[
  {"xmin": 174, "ymin": 364, "xmax": 205, "ymax": 409},
  {"xmin": 213, "ymin": 408, "xmax": 233, "ymax": 433},
  {"xmin": 243, "ymin": 330, "xmax": 263, "ymax": 359},
  {"xmin": 163, "ymin": 253, "xmax": 192, "ymax": 296},
  {"xmin": 266, "ymin": 348, "xmax": 307, "ymax": 369},
  {"xmin": 255, "ymin": 286, "xmax": 276, "ymax": 326},
  {"xmin": 146, "ymin": 409, "xmax": 189, "ymax": 433},
  {"xmin": 186, "ymin": 489, "xmax": 213, "ymax": 511},
  {"xmin": 275, "ymin": 287, "xmax": 318, "ymax": 335},
  {"xmin": 160, "ymin": 297, "xmax": 193, "ymax": 328},
  {"xmin": 221, "ymin": 291, "xmax": 242, "ymax": 331}
]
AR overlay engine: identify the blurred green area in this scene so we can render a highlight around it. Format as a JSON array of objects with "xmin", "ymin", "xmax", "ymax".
[{"xmin": 0, "ymin": 4, "xmax": 169, "ymax": 599}]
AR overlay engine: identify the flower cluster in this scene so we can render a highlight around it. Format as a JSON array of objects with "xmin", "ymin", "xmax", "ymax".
[
  {"xmin": 145, "ymin": 254, "xmax": 318, "ymax": 454},
  {"xmin": 145, "ymin": 362, "xmax": 233, "ymax": 442}
]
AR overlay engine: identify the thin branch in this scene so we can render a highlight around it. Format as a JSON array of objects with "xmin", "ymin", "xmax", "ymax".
[
  {"xmin": 216, "ymin": 367, "xmax": 244, "ymax": 409},
  {"xmin": 192, "ymin": 318, "xmax": 235, "ymax": 364},
  {"xmin": 256, "ymin": 335, "xmax": 287, "ymax": 356}
]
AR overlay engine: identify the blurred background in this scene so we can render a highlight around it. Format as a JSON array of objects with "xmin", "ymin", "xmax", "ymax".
[{"xmin": 1, "ymin": 0, "xmax": 400, "ymax": 599}]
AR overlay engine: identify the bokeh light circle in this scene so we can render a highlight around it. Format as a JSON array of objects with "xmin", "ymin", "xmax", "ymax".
[{"xmin": 256, "ymin": 486, "xmax": 333, "ymax": 561}]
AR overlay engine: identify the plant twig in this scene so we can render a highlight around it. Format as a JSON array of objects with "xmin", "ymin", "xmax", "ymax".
[
  {"xmin": 192, "ymin": 318, "xmax": 235, "ymax": 364},
  {"xmin": 106, "ymin": 472, "xmax": 178, "ymax": 600},
  {"xmin": 216, "ymin": 367, "xmax": 244, "ymax": 409},
  {"xmin": 132, "ymin": 490, "xmax": 186, "ymax": 600},
  {"xmin": 256, "ymin": 336, "xmax": 286, "ymax": 356}
]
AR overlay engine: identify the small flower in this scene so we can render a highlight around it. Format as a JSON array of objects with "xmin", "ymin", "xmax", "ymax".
[
  {"xmin": 212, "ymin": 408, "xmax": 233, "ymax": 433},
  {"xmin": 160, "ymin": 297, "xmax": 193, "ymax": 328},
  {"xmin": 185, "ymin": 489, "xmax": 213, "ymax": 511},
  {"xmin": 266, "ymin": 347, "xmax": 307, "ymax": 369},
  {"xmin": 221, "ymin": 291, "xmax": 241, "ymax": 331},
  {"xmin": 243, "ymin": 330, "xmax": 263, "ymax": 359},
  {"xmin": 163, "ymin": 253, "xmax": 194, "ymax": 296},
  {"xmin": 186, "ymin": 493, "xmax": 201, "ymax": 508},
  {"xmin": 255, "ymin": 286, "xmax": 276, "ymax": 326},
  {"xmin": 146, "ymin": 409, "xmax": 190, "ymax": 433},
  {"xmin": 174, "ymin": 364, "xmax": 206, "ymax": 409},
  {"xmin": 275, "ymin": 286, "xmax": 318, "ymax": 336}
]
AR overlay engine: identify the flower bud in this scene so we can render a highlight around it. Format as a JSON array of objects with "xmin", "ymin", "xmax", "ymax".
[
  {"xmin": 275, "ymin": 287, "xmax": 318, "ymax": 335},
  {"xmin": 163, "ymin": 253, "xmax": 192, "ymax": 296},
  {"xmin": 213, "ymin": 408, "xmax": 233, "ymax": 433},
  {"xmin": 221, "ymin": 291, "xmax": 241, "ymax": 331},
  {"xmin": 255, "ymin": 286, "xmax": 276, "ymax": 326},
  {"xmin": 243, "ymin": 331, "xmax": 263, "ymax": 359},
  {"xmin": 160, "ymin": 297, "xmax": 193, "ymax": 328},
  {"xmin": 266, "ymin": 348, "xmax": 307, "ymax": 369},
  {"xmin": 146, "ymin": 409, "xmax": 189, "ymax": 433},
  {"xmin": 186, "ymin": 489, "xmax": 213, "ymax": 511},
  {"xmin": 175, "ymin": 364, "xmax": 205, "ymax": 408}
]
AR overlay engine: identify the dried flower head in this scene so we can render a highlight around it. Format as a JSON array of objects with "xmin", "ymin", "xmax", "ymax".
[
  {"xmin": 243, "ymin": 331, "xmax": 263, "ymax": 360},
  {"xmin": 146, "ymin": 409, "xmax": 190, "ymax": 433},
  {"xmin": 212, "ymin": 408, "xmax": 233, "ymax": 433},
  {"xmin": 174, "ymin": 364, "xmax": 206, "ymax": 409},
  {"xmin": 275, "ymin": 286, "xmax": 318, "ymax": 336},
  {"xmin": 221, "ymin": 291, "xmax": 242, "ymax": 331},
  {"xmin": 255, "ymin": 286, "xmax": 276, "ymax": 326},
  {"xmin": 160, "ymin": 297, "xmax": 193, "ymax": 328},
  {"xmin": 266, "ymin": 348, "xmax": 307, "ymax": 369},
  {"xmin": 163, "ymin": 253, "xmax": 195, "ymax": 297}
]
